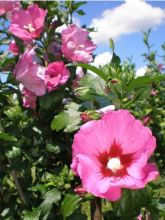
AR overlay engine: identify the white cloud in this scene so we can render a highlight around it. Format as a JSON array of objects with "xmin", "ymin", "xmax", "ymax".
[
  {"xmin": 88, "ymin": 52, "xmax": 112, "ymax": 76},
  {"xmin": 93, "ymin": 52, "xmax": 112, "ymax": 67},
  {"xmin": 90, "ymin": 0, "xmax": 165, "ymax": 44},
  {"xmin": 136, "ymin": 66, "xmax": 147, "ymax": 77},
  {"xmin": 56, "ymin": 17, "xmax": 80, "ymax": 33}
]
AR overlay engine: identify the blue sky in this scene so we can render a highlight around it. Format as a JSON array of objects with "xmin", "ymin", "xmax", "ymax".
[{"xmin": 75, "ymin": 1, "xmax": 165, "ymax": 69}]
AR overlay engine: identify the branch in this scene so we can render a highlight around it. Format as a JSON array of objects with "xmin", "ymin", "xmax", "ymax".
[{"xmin": 91, "ymin": 197, "xmax": 102, "ymax": 220}]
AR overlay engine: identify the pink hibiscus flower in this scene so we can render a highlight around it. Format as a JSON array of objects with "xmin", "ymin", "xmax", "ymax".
[
  {"xmin": 45, "ymin": 61, "xmax": 70, "ymax": 92},
  {"xmin": 14, "ymin": 48, "xmax": 46, "ymax": 96},
  {"xmin": 9, "ymin": 40, "xmax": 19, "ymax": 55},
  {"xmin": 9, "ymin": 4, "xmax": 47, "ymax": 41},
  {"xmin": 22, "ymin": 87, "xmax": 37, "ymax": 109},
  {"xmin": 61, "ymin": 24, "xmax": 96, "ymax": 63},
  {"xmin": 71, "ymin": 110, "xmax": 158, "ymax": 201},
  {"xmin": 0, "ymin": 1, "xmax": 21, "ymax": 16}
]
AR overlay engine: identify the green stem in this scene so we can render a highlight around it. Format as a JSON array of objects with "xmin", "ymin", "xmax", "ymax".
[
  {"xmin": 9, "ymin": 160, "xmax": 28, "ymax": 206},
  {"xmin": 91, "ymin": 197, "xmax": 102, "ymax": 220}
]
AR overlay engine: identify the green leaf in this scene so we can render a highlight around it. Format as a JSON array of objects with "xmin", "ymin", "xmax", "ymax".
[
  {"xmin": 75, "ymin": 87, "xmax": 96, "ymax": 101},
  {"xmin": 0, "ymin": 132, "xmax": 17, "ymax": 142},
  {"xmin": 157, "ymin": 197, "xmax": 165, "ymax": 211},
  {"xmin": 23, "ymin": 208, "xmax": 41, "ymax": 220},
  {"xmin": 76, "ymin": 9, "xmax": 85, "ymax": 15},
  {"xmin": 40, "ymin": 188, "xmax": 61, "ymax": 219},
  {"xmin": 6, "ymin": 146, "xmax": 21, "ymax": 159},
  {"xmin": 51, "ymin": 111, "xmax": 69, "ymax": 132},
  {"xmin": 110, "ymin": 52, "xmax": 121, "ymax": 67},
  {"xmin": 46, "ymin": 144, "xmax": 60, "ymax": 154},
  {"xmin": 109, "ymin": 38, "xmax": 115, "ymax": 52},
  {"xmin": 72, "ymin": 1, "xmax": 86, "ymax": 10},
  {"xmin": 79, "ymin": 74, "xmax": 106, "ymax": 95},
  {"xmin": 126, "ymin": 75, "xmax": 165, "ymax": 92},
  {"xmin": 5, "ymin": 105, "xmax": 22, "ymax": 120},
  {"xmin": 112, "ymin": 189, "xmax": 150, "ymax": 219},
  {"xmin": 68, "ymin": 209, "xmax": 87, "ymax": 220},
  {"xmin": 51, "ymin": 103, "xmax": 81, "ymax": 133},
  {"xmin": 76, "ymin": 63, "xmax": 107, "ymax": 80},
  {"xmin": 61, "ymin": 194, "xmax": 82, "ymax": 219},
  {"xmin": 39, "ymin": 91, "xmax": 64, "ymax": 110}
]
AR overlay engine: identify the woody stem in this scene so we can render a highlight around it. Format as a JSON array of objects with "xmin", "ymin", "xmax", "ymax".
[{"xmin": 91, "ymin": 197, "xmax": 102, "ymax": 220}]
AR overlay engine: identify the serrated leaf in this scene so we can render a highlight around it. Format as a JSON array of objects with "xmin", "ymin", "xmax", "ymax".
[
  {"xmin": 5, "ymin": 105, "xmax": 22, "ymax": 120},
  {"xmin": 79, "ymin": 74, "xmax": 106, "ymax": 95},
  {"xmin": 112, "ymin": 189, "xmax": 150, "ymax": 219},
  {"xmin": 61, "ymin": 194, "xmax": 82, "ymax": 219},
  {"xmin": 51, "ymin": 111, "xmax": 69, "ymax": 132},
  {"xmin": 51, "ymin": 103, "xmax": 81, "ymax": 133},
  {"xmin": 126, "ymin": 75, "xmax": 165, "ymax": 92},
  {"xmin": 0, "ymin": 132, "xmax": 17, "ymax": 142},
  {"xmin": 39, "ymin": 90, "xmax": 64, "ymax": 110},
  {"xmin": 76, "ymin": 63, "xmax": 107, "ymax": 80},
  {"xmin": 6, "ymin": 146, "xmax": 21, "ymax": 159},
  {"xmin": 40, "ymin": 188, "xmax": 61, "ymax": 219},
  {"xmin": 23, "ymin": 208, "xmax": 41, "ymax": 220}
]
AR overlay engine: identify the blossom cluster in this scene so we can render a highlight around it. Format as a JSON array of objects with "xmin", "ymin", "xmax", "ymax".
[{"xmin": 1, "ymin": 2, "xmax": 96, "ymax": 109}]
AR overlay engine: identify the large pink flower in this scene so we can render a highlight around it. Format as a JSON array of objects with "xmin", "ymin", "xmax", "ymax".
[
  {"xmin": 22, "ymin": 87, "xmax": 37, "ymax": 109},
  {"xmin": 0, "ymin": 1, "xmax": 21, "ymax": 16},
  {"xmin": 14, "ymin": 48, "xmax": 46, "ymax": 96},
  {"xmin": 61, "ymin": 24, "xmax": 96, "ymax": 63},
  {"xmin": 71, "ymin": 110, "xmax": 159, "ymax": 201},
  {"xmin": 9, "ymin": 4, "xmax": 47, "ymax": 41},
  {"xmin": 45, "ymin": 61, "xmax": 70, "ymax": 92}
]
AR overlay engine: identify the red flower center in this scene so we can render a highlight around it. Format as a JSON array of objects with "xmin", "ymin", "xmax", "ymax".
[{"xmin": 97, "ymin": 140, "xmax": 134, "ymax": 177}]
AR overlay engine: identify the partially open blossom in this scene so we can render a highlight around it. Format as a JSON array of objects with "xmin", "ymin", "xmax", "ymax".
[
  {"xmin": 157, "ymin": 63, "xmax": 164, "ymax": 72},
  {"xmin": 9, "ymin": 4, "xmax": 47, "ymax": 41},
  {"xmin": 61, "ymin": 24, "xmax": 96, "ymax": 63},
  {"xmin": 0, "ymin": 1, "xmax": 21, "ymax": 16},
  {"xmin": 137, "ymin": 214, "xmax": 142, "ymax": 220},
  {"xmin": 150, "ymin": 89, "xmax": 158, "ymax": 96},
  {"xmin": 80, "ymin": 112, "xmax": 92, "ymax": 123},
  {"xmin": 47, "ymin": 42, "xmax": 61, "ymax": 59},
  {"xmin": 14, "ymin": 48, "xmax": 46, "ymax": 96},
  {"xmin": 45, "ymin": 61, "xmax": 70, "ymax": 92},
  {"xmin": 22, "ymin": 87, "xmax": 37, "ymax": 109},
  {"xmin": 9, "ymin": 40, "xmax": 19, "ymax": 55},
  {"xmin": 71, "ymin": 110, "xmax": 158, "ymax": 201},
  {"xmin": 74, "ymin": 185, "xmax": 86, "ymax": 195},
  {"xmin": 141, "ymin": 115, "xmax": 151, "ymax": 126}
]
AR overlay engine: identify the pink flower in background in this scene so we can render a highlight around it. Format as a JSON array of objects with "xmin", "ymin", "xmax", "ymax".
[
  {"xmin": 14, "ymin": 48, "xmax": 46, "ymax": 96},
  {"xmin": 45, "ymin": 61, "xmax": 70, "ymax": 92},
  {"xmin": 0, "ymin": 1, "xmax": 21, "ymax": 16},
  {"xmin": 137, "ymin": 214, "xmax": 142, "ymax": 220},
  {"xmin": 22, "ymin": 87, "xmax": 37, "ymax": 109},
  {"xmin": 71, "ymin": 110, "xmax": 158, "ymax": 201},
  {"xmin": 157, "ymin": 63, "xmax": 164, "ymax": 72},
  {"xmin": 9, "ymin": 40, "xmax": 19, "ymax": 55},
  {"xmin": 9, "ymin": 4, "xmax": 47, "ymax": 41},
  {"xmin": 61, "ymin": 24, "xmax": 96, "ymax": 63}
]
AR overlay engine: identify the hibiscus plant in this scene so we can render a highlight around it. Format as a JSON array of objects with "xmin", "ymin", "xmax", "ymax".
[{"xmin": 0, "ymin": 1, "xmax": 165, "ymax": 220}]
